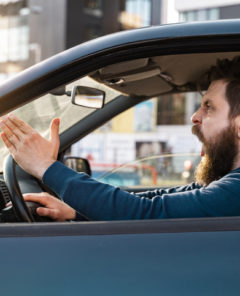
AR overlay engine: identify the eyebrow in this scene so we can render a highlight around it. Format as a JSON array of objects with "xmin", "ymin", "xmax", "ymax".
[{"xmin": 202, "ymin": 97, "xmax": 214, "ymax": 105}]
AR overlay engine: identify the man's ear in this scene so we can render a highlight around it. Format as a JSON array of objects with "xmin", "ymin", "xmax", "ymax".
[{"xmin": 234, "ymin": 115, "xmax": 240, "ymax": 138}]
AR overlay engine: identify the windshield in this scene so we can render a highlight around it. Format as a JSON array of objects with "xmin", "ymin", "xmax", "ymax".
[{"xmin": 0, "ymin": 76, "xmax": 122, "ymax": 171}]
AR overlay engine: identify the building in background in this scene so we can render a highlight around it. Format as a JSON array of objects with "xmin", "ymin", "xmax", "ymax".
[
  {"xmin": 1, "ymin": 0, "xmax": 240, "ymax": 84},
  {"xmin": 176, "ymin": 0, "xmax": 240, "ymax": 22},
  {"xmin": 0, "ymin": 0, "xmax": 166, "ymax": 82},
  {"xmin": 0, "ymin": 0, "xmax": 28, "ymax": 80}
]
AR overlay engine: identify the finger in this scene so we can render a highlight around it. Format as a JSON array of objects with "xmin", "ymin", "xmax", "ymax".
[
  {"xmin": 49, "ymin": 118, "xmax": 60, "ymax": 145},
  {"xmin": 0, "ymin": 132, "xmax": 16, "ymax": 152},
  {"xmin": 0, "ymin": 115, "xmax": 25, "ymax": 139},
  {"xmin": 0, "ymin": 119, "xmax": 17, "ymax": 139},
  {"xmin": 23, "ymin": 193, "xmax": 49, "ymax": 206},
  {"xmin": 36, "ymin": 207, "xmax": 59, "ymax": 220},
  {"xmin": 0, "ymin": 129, "xmax": 19, "ymax": 146},
  {"xmin": 6, "ymin": 114, "xmax": 33, "ymax": 134}
]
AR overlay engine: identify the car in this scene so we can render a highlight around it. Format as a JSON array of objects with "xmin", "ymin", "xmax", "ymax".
[{"xmin": 0, "ymin": 19, "xmax": 240, "ymax": 295}]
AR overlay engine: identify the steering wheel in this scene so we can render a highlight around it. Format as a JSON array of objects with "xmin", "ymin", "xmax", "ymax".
[
  {"xmin": 3, "ymin": 154, "xmax": 37, "ymax": 222},
  {"xmin": 3, "ymin": 154, "xmax": 90, "ymax": 222}
]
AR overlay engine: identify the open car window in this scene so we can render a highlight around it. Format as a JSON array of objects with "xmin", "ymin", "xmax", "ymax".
[
  {"xmin": 69, "ymin": 91, "xmax": 202, "ymax": 189},
  {"xmin": 95, "ymin": 153, "xmax": 201, "ymax": 188}
]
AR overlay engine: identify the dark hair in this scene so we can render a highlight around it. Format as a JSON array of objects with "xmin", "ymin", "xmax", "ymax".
[{"xmin": 205, "ymin": 56, "xmax": 240, "ymax": 118}]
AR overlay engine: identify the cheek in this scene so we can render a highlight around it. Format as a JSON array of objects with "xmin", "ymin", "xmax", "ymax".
[
  {"xmin": 205, "ymin": 113, "xmax": 229, "ymax": 129},
  {"xmin": 201, "ymin": 120, "xmax": 215, "ymax": 138},
  {"xmin": 202, "ymin": 120, "xmax": 227, "ymax": 142}
]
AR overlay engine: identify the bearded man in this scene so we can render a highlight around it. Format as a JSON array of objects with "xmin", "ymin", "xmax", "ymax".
[{"xmin": 1, "ymin": 57, "xmax": 240, "ymax": 221}]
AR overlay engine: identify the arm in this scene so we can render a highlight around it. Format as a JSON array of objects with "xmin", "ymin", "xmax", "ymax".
[
  {"xmin": 42, "ymin": 161, "xmax": 240, "ymax": 220},
  {"xmin": 135, "ymin": 182, "xmax": 202, "ymax": 198}
]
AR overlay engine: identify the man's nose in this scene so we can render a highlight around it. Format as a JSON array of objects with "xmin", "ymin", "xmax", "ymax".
[{"xmin": 191, "ymin": 107, "xmax": 202, "ymax": 125}]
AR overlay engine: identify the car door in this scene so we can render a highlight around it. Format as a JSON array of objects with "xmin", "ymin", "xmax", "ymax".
[{"xmin": 0, "ymin": 218, "xmax": 240, "ymax": 296}]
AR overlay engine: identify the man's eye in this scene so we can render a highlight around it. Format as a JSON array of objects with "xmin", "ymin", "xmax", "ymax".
[{"xmin": 206, "ymin": 104, "xmax": 211, "ymax": 110}]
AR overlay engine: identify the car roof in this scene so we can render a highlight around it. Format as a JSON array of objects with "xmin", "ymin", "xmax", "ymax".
[
  {"xmin": 0, "ymin": 19, "xmax": 240, "ymax": 115},
  {"xmin": 90, "ymin": 51, "xmax": 240, "ymax": 97}
]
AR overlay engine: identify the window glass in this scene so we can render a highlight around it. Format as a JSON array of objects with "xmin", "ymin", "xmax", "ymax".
[
  {"xmin": 208, "ymin": 8, "xmax": 220, "ymax": 20},
  {"xmin": 187, "ymin": 11, "xmax": 197, "ymax": 22},
  {"xmin": 120, "ymin": 0, "xmax": 152, "ymax": 28},
  {"xmin": 179, "ymin": 7, "xmax": 220, "ymax": 22},
  {"xmin": 84, "ymin": 0, "xmax": 103, "ymax": 17},
  {"xmin": 70, "ymin": 93, "xmax": 202, "ymax": 189},
  {"xmin": 179, "ymin": 12, "xmax": 187, "ymax": 22},
  {"xmin": 197, "ymin": 9, "xmax": 207, "ymax": 21},
  {"xmin": 0, "ymin": 14, "xmax": 29, "ymax": 62},
  {"xmin": 157, "ymin": 93, "xmax": 186, "ymax": 125},
  {"xmin": 84, "ymin": 0, "xmax": 102, "ymax": 10}
]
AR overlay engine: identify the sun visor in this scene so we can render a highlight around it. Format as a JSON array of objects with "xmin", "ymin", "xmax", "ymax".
[
  {"xmin": 104, "ymin": 75, "xmax": 172, "ymax": 97},
  {"xmin": 99, "ymin": 58, "xmax": 149, "ymax": 76}
]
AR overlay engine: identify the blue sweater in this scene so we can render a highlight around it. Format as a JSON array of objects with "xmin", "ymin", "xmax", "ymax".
[{"xmin": 42, "ymin": 161, "xmax": 240, "ymax": 220}]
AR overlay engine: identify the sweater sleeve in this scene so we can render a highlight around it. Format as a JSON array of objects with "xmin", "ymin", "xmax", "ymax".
[{"xmin": 42, "ymin": 161, "xmax": 240, "ymax": 220}]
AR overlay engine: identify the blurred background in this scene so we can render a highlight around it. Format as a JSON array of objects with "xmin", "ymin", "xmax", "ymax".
[
  {"xmin": 1, "ymin": 0, "xmax": 240, "ymax": 82},
  {"xmin": 0, "ymin": 0, "xmax": 240, "ymax": 187}
]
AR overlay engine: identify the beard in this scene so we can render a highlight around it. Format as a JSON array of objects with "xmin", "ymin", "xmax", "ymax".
[{"xmin": 192, "ymin": 123, "xmax": 238, "ymax": 186}]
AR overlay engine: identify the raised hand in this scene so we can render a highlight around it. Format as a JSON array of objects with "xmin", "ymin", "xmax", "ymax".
[{"xmin": 0, "ymin": 114, "xmax": 60, "ymax": 179}]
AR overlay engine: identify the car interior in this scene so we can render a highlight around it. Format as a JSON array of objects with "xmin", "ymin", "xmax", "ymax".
[
  {"xmin": 0, "ymin": 50, "xmax": 240, "ymax": 223},
  {"xmin": 91, "ymin": 52, "xmax": 239, "ymax": 96}
]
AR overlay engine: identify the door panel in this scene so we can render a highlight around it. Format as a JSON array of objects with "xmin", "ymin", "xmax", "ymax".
[{"xmin": 0, "ymin": 230, "xmax": 239, "ymax": 296}]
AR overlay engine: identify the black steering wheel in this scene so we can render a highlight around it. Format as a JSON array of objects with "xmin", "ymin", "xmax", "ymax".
[
  {"xmin": 3, "ymin": 154, "xmax": 90, "ymax": 222},
  {"xmin": 3, "ymin": 155, "xmax": 37, "ymax": 222}
]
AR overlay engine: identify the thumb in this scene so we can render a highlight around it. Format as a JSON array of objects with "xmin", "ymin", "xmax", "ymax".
[{"xmin": 49, "ymin": 118, "xmax": 60, "ymax": 146}]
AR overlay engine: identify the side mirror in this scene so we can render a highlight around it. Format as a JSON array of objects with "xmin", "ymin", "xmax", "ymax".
[
  {"xmin": 63, "ymin": 156, "xmax": 92, "ymax": 176},
  {"xmin": 72, "ymin": 86, "xmax": 105, "ymax": 109}
]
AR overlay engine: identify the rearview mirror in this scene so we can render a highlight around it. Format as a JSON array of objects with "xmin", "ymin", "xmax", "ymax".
[{"xmin": 72, "ymin": 86, "xmax": 105, "ymax": 109}]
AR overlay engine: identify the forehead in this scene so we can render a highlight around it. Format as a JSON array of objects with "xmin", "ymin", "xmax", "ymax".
[{"xmin": 203, "ymin": 79, "xmax": 229, "ymax": 106}]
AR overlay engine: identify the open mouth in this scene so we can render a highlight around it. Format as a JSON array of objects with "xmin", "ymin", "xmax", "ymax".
[{"xmin": 201, "ymin": 145, "xmax": 205, "ymax": 157}]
